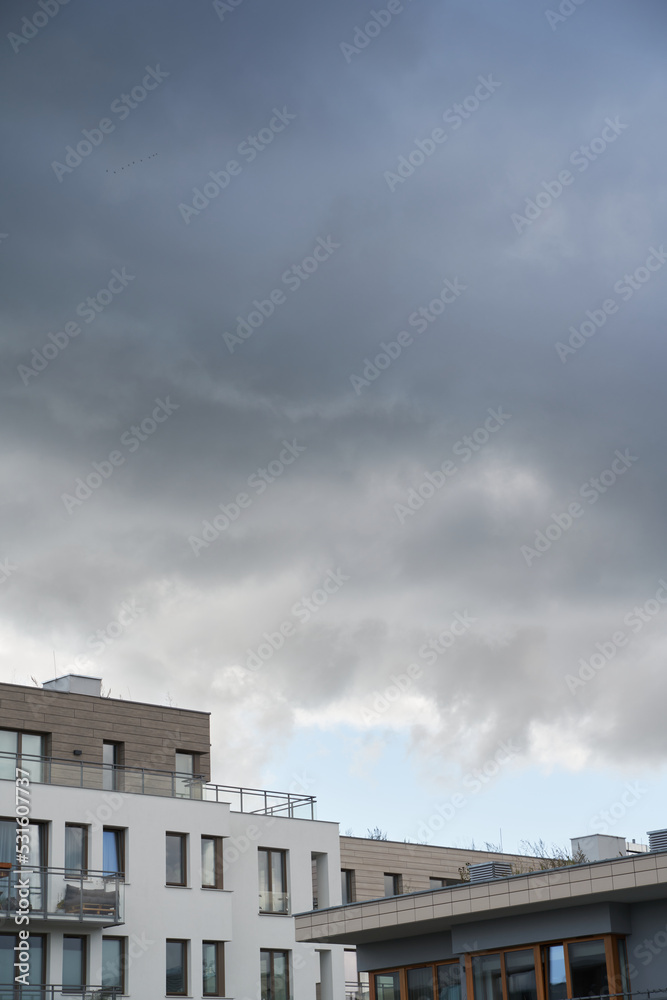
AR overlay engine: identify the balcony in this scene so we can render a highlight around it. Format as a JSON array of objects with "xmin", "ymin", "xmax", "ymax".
[
  {"xmin": 0, "ymin": 988, "xmax": 122, "ymax": 999},
  {"xmin": 0, "ymin": 867, "xmax": 123, "ymax": 925},
  {"xmin": 0, "ymin": 752, "xmax": 316, "ymax": 818},
  {"xmin": 259, "ymin": 889, "xmax": 289, "ymax": 914}
]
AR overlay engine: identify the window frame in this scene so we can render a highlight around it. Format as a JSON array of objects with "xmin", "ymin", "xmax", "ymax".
[
  {"xmin": 260, "ymin": 948, "xmax": 290, "ymax": 1000},
  {"xmin": 341, "ymin": 868, "xmax": 355, "ymax": 904},
  {"xmin": 371, "ymin": 960, "xmax": 462, "ymax": 1000},
  {"xmin": 0, "ymin": 728, "xmax": 46, "ymax": 782},
  {"xmin": 462, "ymin": 935, "xmax": 628, "ymax": 1000},
  {"xmin": 62, "ymin": 934, "xmax": 87, "ymax": 992},
  {"xmin": 103, "ymin": 827, "xmax": 126, "ymax": 879},
  {"xmin": 166, "ymin": 938, "xmax": 189, "ymax": 997},
  {"xmin": 65, "ymin": 823, "xmax": 89, "ymax": 876},
  {"xmin": 102, "ymin": 935, "xmax": 127, "ymax": 994},
  {"xmin": 201, "ymin": 835, "xmax": 224, "ymax": 889},
  {"xmin": 202, "ymin": 940, "xmax": 225, "ymax": 997},
  {"xmin": 258, "ymin": 847, "xmax": 288, "ymax": 914},
  {"xmin": 166, "ymin": 832, "xmax": 188, "ymax": 887},
  {"xmin": 383, "ymin": 873, "xmax": 402, "ymax": 897}
]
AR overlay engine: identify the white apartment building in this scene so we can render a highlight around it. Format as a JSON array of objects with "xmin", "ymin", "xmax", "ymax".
[{"xmin": 0, "ymin": 675, "xmax": 345, "ymax": 1000}]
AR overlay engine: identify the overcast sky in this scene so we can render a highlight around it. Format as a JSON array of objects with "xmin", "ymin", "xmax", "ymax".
[{"xmin": 2, "ymin": 0, "xmax": 667, "ymax": 852}]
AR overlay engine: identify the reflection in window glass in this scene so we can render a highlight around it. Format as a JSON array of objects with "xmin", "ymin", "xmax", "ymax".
[
  {"xmin": 544, "ymin": 945, "xmax": 568, "ymax": 1000},
  {"xmin": 568, "ymin": 940, "xmax": 608, "ymax": 999},
  {"xmin": 505, "ymin": 949, "xmax": 538, "ymax": 1000},
  {"xmin": 63, "ymin": 936, "xmax": 85, "ymax": 988},
  {"xmin": 408, "ymin": 966, "xmax": 434, "ymax": 1000},
  {"xmin": 438, "ymin": 963, "xmax": 462, "ymax": 1000},
  {"xmin": 102, "ymin": 938, "xmax": 124, "ymax": 991},
  {"xmin": 617, "ymin": 939, "xmax": 631, "ymax": 998},
  {"xmin": 166, "ymin": 834, "xmax": 186, "ymax": 885},
  {"xmin": 375, "ymin": 972, "xmax": 401, "ymax": 1000},
  {"xmin": 472, "ymin": 954, "xmax": 504, "ymax": 1000}
]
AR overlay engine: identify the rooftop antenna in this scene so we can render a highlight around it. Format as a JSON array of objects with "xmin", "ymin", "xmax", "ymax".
[
  {"xmin": 53, "ymin": 650, "xmax": 57, "ymax": 679},
  {"xmin": 500, "ymin": 828, "xmax": 503, "ymax": 852}
]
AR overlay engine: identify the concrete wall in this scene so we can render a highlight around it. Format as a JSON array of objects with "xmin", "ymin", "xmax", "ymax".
[{"xmin": 0, "ymin": 681, "xmax": 211, "ymax": 778}]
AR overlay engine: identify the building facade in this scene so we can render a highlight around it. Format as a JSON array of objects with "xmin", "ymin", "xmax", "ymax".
[{"xmin": 0, "ymin": 675, "xmax": 345, "ymax": 1000}]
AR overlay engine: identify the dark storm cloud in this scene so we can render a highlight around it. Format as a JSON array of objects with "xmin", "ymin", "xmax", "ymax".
[{"xmin": 2, "ymin": 0, "xmax": 667, "ymax": 775}]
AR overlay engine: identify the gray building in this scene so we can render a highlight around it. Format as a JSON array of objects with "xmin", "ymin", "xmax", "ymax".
[{"xmin": 297, "ymin": 836, "xmax": 667, "ymax": 1000}]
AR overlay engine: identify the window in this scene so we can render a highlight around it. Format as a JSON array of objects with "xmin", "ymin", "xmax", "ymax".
[
  {"xmin": 261, "ymin": 949, "xmax": 289, "ymax": 1000},
  {"xmin": 429, "ymin": 877, "xmax": 447, "ymax": 889},
  {"xmin": 203, "ymin": 941, "xmax": 225, "ymax": 996},
  {"xmin": 102, "ymin": 937, "xmax": 126, "ymax": 993},
  {"xmin": 166, "ymin": 833, "xmax": 187, "ymax": 885},
  {"xmin": 0, "ymin": 729, "xmax": 45, "ymax": 782},
  {"xmin": 63, "ymin": 935, "xmax": 86, "ymax": 992},
  {"xmin": 166, "ymin": 939, "xmax": 188, "ymax": 996},
  {"xmin": 384, "ymin": 873, "xmax": 402, "ymax": 896},
  {"xmin": 201, "ymin": 836, "xmax": 223, "ymax": 888},
  {"xmin": 468, "ymin": 938, "xmax": 626, "ymax": 1000},
  {"xmin": 102, "ymin": 742, "xmax": 122, "ymax": 791},
  {"xmin": 258, "ymin": 848, "xmax": 288, "ymax": 913},
  {"xmin": 175, "ymin": 751, "xmax": 200, "ymax": 798},
  {"xmin": 65, "ymin": 824, "xmax": 88, "ymax": 875},
  {"xmin": 0, "ymin": 933, "xmax": 46, "ymax": 989},
  {"xmin": 373, "ymin": 965, "xmax": 461, "ymax": 1000},
  {"xmin": 341, "ymin": 869, "xmax": 354, "ymax": 904},
  {"xmin": 103, "ymin": 828, "xmax": 125, "ymax": 878}
]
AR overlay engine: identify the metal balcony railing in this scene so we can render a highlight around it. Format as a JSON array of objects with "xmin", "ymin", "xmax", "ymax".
[
  {"xmin": 0, "ymin": 987, "xmax": 122, "ymax": 999},
  {"xmin": 0, "ymin": 867, "xmax": 123, "ymax": 924},
  {"xmin": 0, "ymin": 751, "xmax": 315, "ymax": 818}
]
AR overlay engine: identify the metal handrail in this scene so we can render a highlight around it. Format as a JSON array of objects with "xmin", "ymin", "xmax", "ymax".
[
  {"xmin": 0, "ymin": 751, "xmax": 316, "ymax": 817},
  {"xmin": 0, "ymin": 866, "xmax": 123, "ymax": 923}
]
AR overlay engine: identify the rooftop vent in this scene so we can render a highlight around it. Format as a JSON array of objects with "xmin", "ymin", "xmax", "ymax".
[
  {"xmin": 42, "ymin": 674, "xmax": 102, "ymax": 697},
  {"xmin": 647, "ymin": 829, "xmax": 667, "ymax": 853},
  {"xmin": 468, "ymin": 862, "xmax": 512, "ymax": 883}
]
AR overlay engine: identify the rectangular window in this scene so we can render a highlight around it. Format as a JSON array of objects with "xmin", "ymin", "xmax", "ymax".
[
  {"xmin": 567, "ymin": 940, "xmax": 608, "ymax": 999},
  {"xmin": 408, "ymin": 967, "xmax": 434, "ymax": 1000},
  {"xmin": 203, "ymin": 941, "xmax": 225, "ymax": 996},
  {"xmin": 429, "ymin": 877, "xmax": 447, "ymax": 889},
  {"xmin": 438, "ymin": 963, "xmax": 463, "ymax": 1000},
  {"xmin": 505, "ymin": 949, "xmax": 538, "ymax": 1000},
  {"xmin": 103, "ymin": 828, "xmax": 125, "ymax": 878},
  {"xmin": 175, "ymin": 751, "xmax": 196, "ymax": 798},
  {"xmin": 102, "ymin": 742, "xmax": 122, "ymax": 791},
  {"xmin": 543, "ymin": 946, "xmax": 567, "ymax": 1000},
  {"xmin": 0, "ymin": 729, "xmax": 45, "ymax": 782},
  {"xmin": 472, "ymin": 954, "xmax": 503, "ymax": 1000},
  {"xmin": 261, "ymin": 949, "xmax": 290, "ymax": 1000},
  {"xmin": 63, "ymin": 935, "xmax": 86, "ymax": 992},
  {"xmin": 201, "ymin": 836, "xmax": 223, "ymax": 888},
  {"xmin": 102, "ymin": 937, "xmax": 126, "ymax": 993},
  {"xmin": 341, "ymin": 869, "xmax": 354, "ymax": 904},
  {"xmin": 166, "ymin": 833, "xmax": 187, "ymax": 886},
  {"xmin": 258, "ymin": 848, "xmax": 288, "ymax": 913},
  {"xmin": 65, "ymin": 824, "xmax": 88, "ymax": 875},
  {"xmin": 375, "ymin": 972, "xmax": 401, "ymax": 1000},
  {"xmin": 383, "ymin": 873, "xmax": 401, "ymax": 897},
  {"xmin": 166, "ymin": 939, "xmax": 188, "ymax": 996}
]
